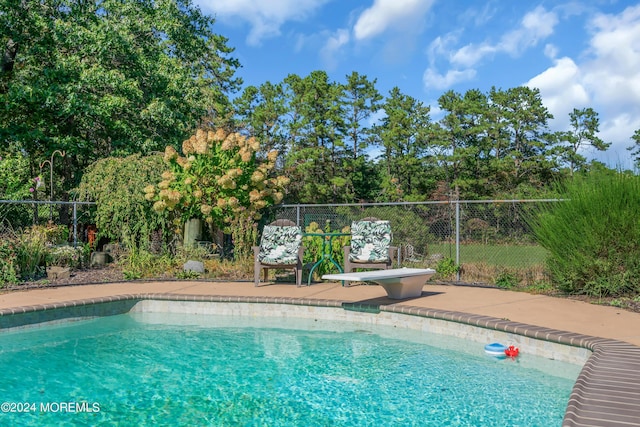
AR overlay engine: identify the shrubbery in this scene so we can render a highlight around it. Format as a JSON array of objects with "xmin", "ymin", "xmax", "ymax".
[
  {"xmin": 0, "ymin": 239, "xmax": 18, "ymax": 285},
  {"xmin": 529, "ymin": 171, "xmax": 640, "ymax": 297}
]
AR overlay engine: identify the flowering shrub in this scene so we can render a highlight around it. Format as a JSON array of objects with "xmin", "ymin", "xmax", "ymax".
[
  {"xmin": 29, "ymin": 175, "xmax": 45, "ymax": 195},
  {"xmin": 46, "ymin": 245, "xmax": 84, "ymax": 269},
  {"xmin": 148, "ymin": 128, "xmax": 290, "ymax": 235}
]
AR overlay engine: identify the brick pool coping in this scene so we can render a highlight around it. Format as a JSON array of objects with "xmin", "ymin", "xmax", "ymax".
[{"xmin": 1, "ymin": 293, "xmax": 639, "ymax": 427}]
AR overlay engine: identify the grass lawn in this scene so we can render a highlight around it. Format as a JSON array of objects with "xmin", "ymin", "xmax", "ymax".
[{"xmin": 425, "ymin": 243, "xmax": 548, "ymax": 268}]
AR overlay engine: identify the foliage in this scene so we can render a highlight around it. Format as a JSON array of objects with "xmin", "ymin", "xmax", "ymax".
[
  {"xmin": 553, "ymin": 108, "xmax": 610, "ymax": 176},
  {"xmin": 120, "ymin": 245, "xmax": 171, "ymax": 281},
  {"xmin": 529, "ymin": 171, "xmax": 640, "ymax": 297},
  {"xmin": 46, "ymin": 245, "xmax": 84, "ymax": 269},
  {"xmin": 13, "ymin": 226, "xmax": 49, "ymax": 280},
  {"xmin": 375, "ymin": 87, "xmax": 434, "ymax": 201},
  {"xmin": 302, "ymin": 221, "xmax": 351, "ymax": 279},
  {"xmin": 0, "ymin": 152, "xmax": 32, "ymax": 199},
  {"xmin": 1, "ymin": 0, "xmax": 240, "ymax": 197},
  {"xmin": 229, "ymin": 213, "xmax": 257, "ymax": 262},
  {"xmin": 42, "ymin": 224, "xmax": 70, "ymax": 245},
  {"xmin": 74, "ymin": 153, "xmax": 169, "ymax": 248},
  {"xmin": 233, "ymin": 73, "xmax": 630, "ymax": 203},
  {"xmin": 149, "ymin": 128, "xmax": 289, "ymax": 240},
  {"xmin": 119, "ymin": 240, "xmax": 211, "ymax": 280},
  {"xmin": 176, "ymin": 270, "xmax": 201, "ymax": 279},
  {"xmin": 0, "ymin": 235, "xmax": 18, "ymax": 285},
  {"xmin": 495, "ymin": 270, "xmax": 520, "ymax": 289},
  {"xmin": 435, "ymin": 257, "xmax": 459, "ymax": 280},
  {"xmin": 629, "ymin": 128, "xmax": 640, "ymax": 169}
]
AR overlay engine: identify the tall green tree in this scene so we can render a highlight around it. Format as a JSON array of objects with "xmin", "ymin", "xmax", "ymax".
[
  {"xmin": 341, "ymin": 71, "xmax": 382, "ymax": 159},
  {"xmin": 1, "ymin": 0, "xmax": 240, "ymax": 195},
  {"xmin": 554, "ymin": 108, "xmax": 609, "ymax": 176},
  {"xmin": 488, "ymin": 86, "xmax": 555, "ymax": 194},
  {"xmin": 374, "ymin": 87, "xmax": 434, "ymax": 201},
  {"xmin": 339, "ymin": 72, "xmax": 382, "ymax": 201},
  {"xmin": 233, "ymin": 81, "xmax": 288, "ymax": 159},
  {"xmin": 282, "ymin": 71, "xmax": 347, "ymax": 203},
  {"xmin": 434, "ymin": 89, "xmax": 493, "ymax": 199}
]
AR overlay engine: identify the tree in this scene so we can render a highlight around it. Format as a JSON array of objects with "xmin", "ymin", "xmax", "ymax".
[
  {"xmin": 282, "ymin": 71, "xmax": 347, "ymax": 203},
  {"xmin": 341, "ymin": 72, "xmax": 382, "ymax": 159},
  {"xmin": 554, "ymin": 108, "xmax": 610, "ymax": 176},
  {"xmin": 374, "ymin": 87, "xmax": 434, "ymax": 201},
  {"xmin": 0, "ymin": 0, "xmax": 240, "ymax": 196},
  {"xmin": 627, "ymin": 129, "xmax": 640, "ymax": 168},
  {"xmin": 340, "ymin": 72, "xmax": 382, "ymax": 201},
  {"xmin": 233, "ymin": 82, "xmax": 288, "ymax": 159},
  {"xmin": 488, "ymin": 86, "xmax": 555, "ymax": 194},
  {"xmin": 434, "ymin": 89, "xmax": 493, "ymax": 199},
  {"xmin": 74, "ymin": 154, "xmax": 169, "ymax": 248}
]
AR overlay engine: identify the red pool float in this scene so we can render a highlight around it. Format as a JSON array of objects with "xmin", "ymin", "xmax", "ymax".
[{"xmin": 504, "ymin": 345, "xmax": 519, "ymax": 358}]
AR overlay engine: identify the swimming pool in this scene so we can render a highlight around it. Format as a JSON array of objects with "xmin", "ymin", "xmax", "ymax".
[{"xmin": 0, "ymin": 311, "xmax": 580, "ymax": 426}]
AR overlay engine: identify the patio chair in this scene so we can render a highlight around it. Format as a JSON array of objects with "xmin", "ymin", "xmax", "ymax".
[
  {"xmin": 343, "ymin": 217, "xmax": 397, "ymax": 274},
  {"xmin": 253, "ymin": 219, "xmax": 304, "ymax": 287}
]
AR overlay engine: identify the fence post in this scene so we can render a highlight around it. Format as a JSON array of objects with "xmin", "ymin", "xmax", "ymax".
[
  {"xmin": 455, "ymin": 200, "xmax": 460, "ymax": 281},
  {"xmin": 72, "ymin": 201, "xmax": 78, "ymax": 248}
]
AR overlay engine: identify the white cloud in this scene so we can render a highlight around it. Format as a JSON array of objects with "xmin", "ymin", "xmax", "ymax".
[
  {"xmin": 424, "ymin": 5, "xmax": 560, "ymax": 95},
  {"xmin": 543, "ymin": 43, "xmax": 558, "ymax": 59},
  {"xmin": 582, "ymin": 5, "xmax": 640, "ymax": 111},
  {"xmin": 526, "ymin": 5, "xmax": 640, "ymax": 168},
  {"xmin": 197, "ymin": 0, "xmax": 331, "ymax": 45},
  {"xmin": 526, "ymin": 57, "xmax": 589, "ymax": 128},
  {"xmin": 353, "ymin": 0, "xmax": 435, "ymax": 40},
  {"xmin": 423, "ymin": 68, "xmax": 476, "ymax": 90},
  {"xmin": 319, "ymin": 29, "xmax": 350, "ymax": 70},
  {"xmin": 451, "ymin": 6, "xmax": 558, "ymax": 68}
]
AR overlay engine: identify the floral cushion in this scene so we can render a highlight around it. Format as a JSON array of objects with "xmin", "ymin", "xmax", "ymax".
[
  {"xmin": 349, "ymin": 220, "xmax": 391, "ymax": 263},
  {"xmin": 258, "ymin": 225, "xmax": 302, "ymax": 265}
]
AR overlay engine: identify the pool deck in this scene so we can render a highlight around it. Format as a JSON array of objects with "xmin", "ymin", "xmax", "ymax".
[{"xmin": 1, "ymin": 280, "xmax": 640, "ymax": 426}]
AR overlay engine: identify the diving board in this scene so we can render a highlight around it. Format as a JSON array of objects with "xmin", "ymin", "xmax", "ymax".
[{"xmin": 322, "ymin": 268, "xmax": 436, "ymax": 299}]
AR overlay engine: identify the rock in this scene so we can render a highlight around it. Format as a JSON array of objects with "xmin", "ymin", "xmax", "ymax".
[
  {"xmin": 91, "ymin": 251, "xmax": 112, "ymax": 267},
  {"xmin": 183, "ymin": 260, "xmax": 205, "ymax": 273},
  {"xmin": 46, "ymin": 266, "xmax": 71, "ymax": 280}
]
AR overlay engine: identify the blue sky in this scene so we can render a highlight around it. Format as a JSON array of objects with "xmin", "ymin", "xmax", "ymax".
[{"xmin": 195, "ymin": 0, "xmax": 639, "ymax": 170}]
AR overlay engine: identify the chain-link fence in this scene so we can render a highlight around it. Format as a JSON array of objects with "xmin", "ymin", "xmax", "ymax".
[
  {"xmin": 265, "ymin": 200, "xmax": 561, "ymax": 285},
  {"xmin": 0, "ymin": 200, "xmax": 96, "ymax": 247},
  {"xmin": 1, "ymin": 198, "xmax": 559, "ymax": 285}
]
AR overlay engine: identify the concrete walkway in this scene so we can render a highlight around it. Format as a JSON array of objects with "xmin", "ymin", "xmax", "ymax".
[{"xmin": 2, "ymin": 280, "xmax": 639, "ymax": 346}]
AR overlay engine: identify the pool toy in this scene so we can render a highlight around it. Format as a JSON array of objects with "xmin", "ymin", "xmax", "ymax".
[
  {"xmin": 505, "ymin": 345, "xmax": 520, "ymax": 358},
  {"xmin": 484, "ymin": 342, "xmax": 508, "ymax": 357}
]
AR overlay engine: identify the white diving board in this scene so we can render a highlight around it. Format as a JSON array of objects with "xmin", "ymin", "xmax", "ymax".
[{"xmin": 322, "ymin": 268, "xmax": 436, "ymax": 299}]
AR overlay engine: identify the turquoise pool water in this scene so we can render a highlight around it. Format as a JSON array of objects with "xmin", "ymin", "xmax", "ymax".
[{"xmin": 0, "ymin": 312, "xmax": 580, "ymax": 426}]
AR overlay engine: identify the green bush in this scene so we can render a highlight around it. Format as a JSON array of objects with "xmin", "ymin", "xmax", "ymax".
[
  {"xmin": 435, "ymin": 257, "xmax": 459, "ymax": 280},
  {"xmin": 0, "ymin": 238, "xmax": 18, "ymax": 285},
  {"xmin": 495, "ymin": 270, "xmax": 520, "ymax": 289},
  {"xmin": 529, "ymin": 171, "xmax": 640, "ymax": 297},
  {"xmin": 74, "ymin": 154, "xmax": 170, "ymax": 250},
  {"xmin": 14, "ymin": 227, "xmax": 49, "ymax": 280}
]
